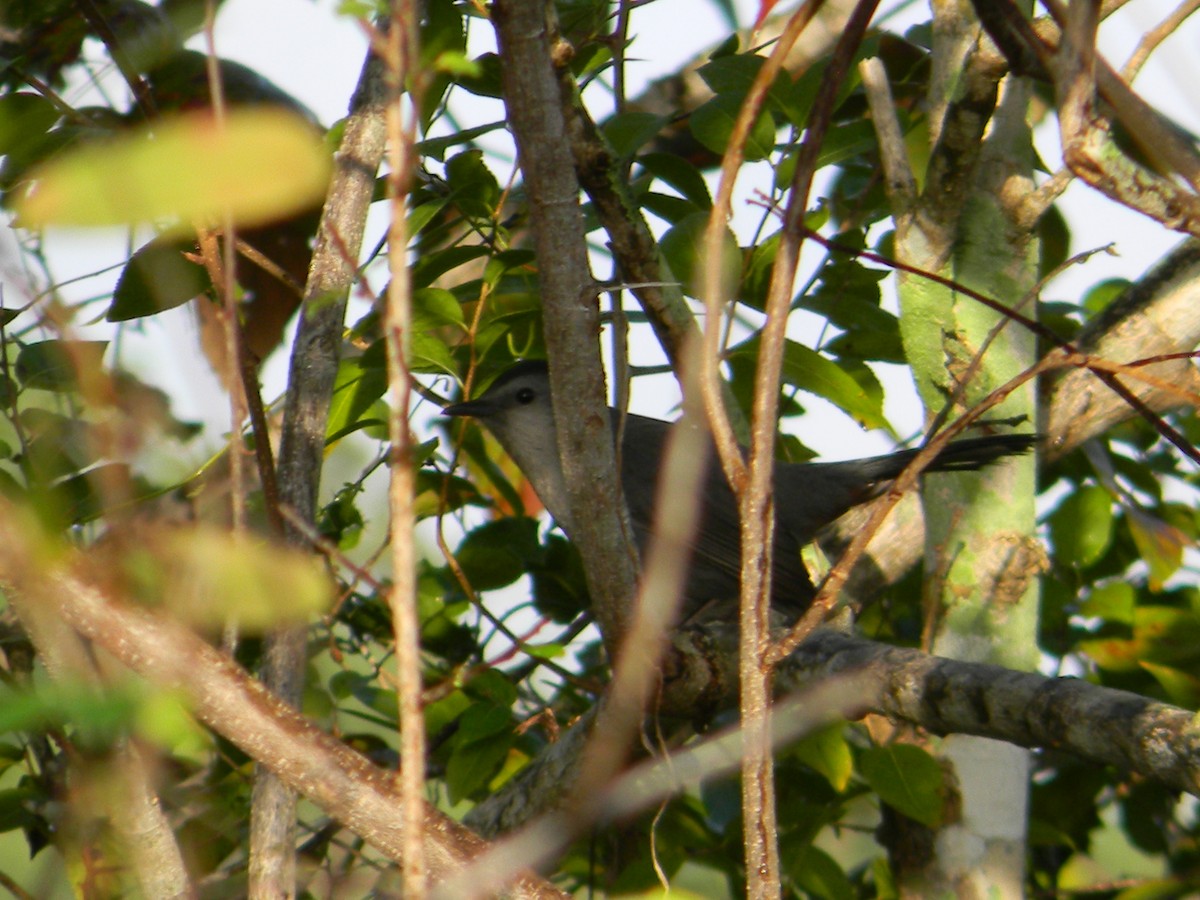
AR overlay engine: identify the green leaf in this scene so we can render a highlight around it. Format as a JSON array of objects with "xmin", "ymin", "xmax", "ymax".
[
  {"xmin": 414, "ymin": 287, "xmax": 464, "ymax": 327},
  {"xmin": 0, "ymin": 683, "xmax": 139, "ymax": 743},
  {"xmin": 1082, "ymin": 278, "xmax": 1130, "ymax": 315},
  {"xmin": 109, "ymin": 237, "xmax": 208, "ymax": 321},
  {"xmin": 1080, "ymin": 606, "xmax": 1200, "ymax": 672},
  {"xmin": 792, "ymin": 724, "xmax": 853, "ymax": 792},
  {"xmin": 455, "ymin": 517, "xmax": 541, "ymax": 591},
  {"xmin": 443, "ymin": 149, "xmax": 501, "ymax": 220},
  {"xmin": 731, "ymin": 337, "xmax": 888, "ymax": 430},
  {"xmin": 603, "ymin": 112, "xmax": 666, "ymax": 158},
  {"xmin": 1079, "ymin": 581, "xmax": 1135, "ymax": 625},
  {"xmin": 456, "ymin": 54, "xmax": 505, "ymax": 100},
  {"xmin": 424, "ymin": 689, "xmax": 472, "ymax": 738},
  {"xmin": 816, "ymin": 120, "xmax": 879, "ymax": 169},
  {"xmin": 696, "ymin": 53, "xmax": 766, "ymax": 95},
  {"xmin": 433, "ymin": 50, "xmax": 480, "ymax": 78},
  {"xmin": 414, "ymin": 470, "xmax": 484, "ymax": 520},
  {"xmin": 1139, "ymin": 660, "xmax": 1200, "ymax": 708},
  {"xmin": 659, "ymin": 211, "xmax": 741, "ymax": 302},
  {"xmin": 410, "ymin": 330, "xmax": 459, "ymax": 376},
  {"xmin": 824, "ymin": 326, "xmax": 906, "ymax": 365},
  {"xmin": 739, "ymin": 232, "xmax": 780, "ymax": 311},
  {"xmin": 15, "ymin": 340, "xmax": 108, "ymax": 392},
  {"xmin": 859, "ymin": 744, "xmax": 945, "ymax": 828},
  {"xmin": 0, "ymin": 787, "xmax": 41, "ymax": 834},
  {"xmin": 639, "ymin": 191, "xmax": 704, "ymax": 225},
  {"xmin": 407, "ymin": 198, "xmax": 449, "ymax": 236},
  {"xmin": 784, "ymin": 844, "xmax": 855, "ymax": 900},
  {"xmin": 411, "ymin": 245, "xmax": 491, "ymax": 289},
  {"xmin": 18, "ymin": 108, "xmax": 330, "ymax": 232},
  {"xmin": 695, "ymin": 54, "xmax": 799, "ymax": 123},
  {"xmin": 525, "ymin": 642, "xmax": 565, "ymax": 659},
  {"xmin": 482, "ymin": 250, "xmax": 536, "ymax": 290},
  {"xmin": 465, "ymin": 668, "xmax": 518, "ymax": 707},
  {"xmin": 146, "ymin": 527, "xmax": 332, "ymax": 630},
  {"xmin": 0, "ymin": 93, "xmax": 60, "ymax": 158},
  {"xmin": 417, "ymin": 0, "xmax": 466, "ymax": 128},
  {"xmin": 417, "ymin": 120, "xmax": 507, "ymax": 160},
  {"xmin": 530, "ymin": 534, "xmax": 589, "ymax": 622},
  {"xmin": 690, "ymin": 93, "xmax": 776, "ymax": 161},
  {"xmin": 446, "ymin": 732, "xmax": 512, "ymax": 804},
  {"xmin": 457, "ymin": 702, "xmax": 512, "ymax": 741},
  {"xmin": 326, "ymin": 356, "xmax": 389, "ymax": 442},
  {"xmin": 1048, "ymin": 485, "xmax": 1114, "ymax": 569},
  {"xmin": 637, "ymin": 152, "xmax": 713, "ymax": 209}
]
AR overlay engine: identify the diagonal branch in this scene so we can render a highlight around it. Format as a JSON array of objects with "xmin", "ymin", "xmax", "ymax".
[{"xmin": 0, "ymin": 524, "xmax": 568, "ymax": 899}]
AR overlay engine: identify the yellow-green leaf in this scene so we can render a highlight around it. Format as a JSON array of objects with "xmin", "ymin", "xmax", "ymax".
[
  {"xmin": 17, "ymin": 108, "xmax": 329, "ymax": 231},
  {"xmin": 792, "ymin": 723, "xmax": 853, "ymax": 792},
  {"xmin": 1139, "ymin": 660, "xmax": 1200, "ymax": 708},
  {"xmin": 131, "ymin": 526, "xmax": 332, "ymax": 630},
  {"xmin": 1126, "ymin": 506, "xmax": 1187, "ymax": 591}
]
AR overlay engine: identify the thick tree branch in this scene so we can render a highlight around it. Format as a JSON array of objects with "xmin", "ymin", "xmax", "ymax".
[
  {"xmin": 1043, "ymin": 239, "xmax": 1200, "ymax": 455},
  {"xmin": 784, "ymin": 631, "xmax": 1200, "ymax": 796},
  {"xmin": 492, "ymin": 0, "xmax": 638, "ymax": 650},
  {"xmin": 555, "ymin": 63, "xmax": 699, "ymax": 374},
  {"xmin": 466, "ymin": 617, "xmax": 1200, "ymax": 837}
]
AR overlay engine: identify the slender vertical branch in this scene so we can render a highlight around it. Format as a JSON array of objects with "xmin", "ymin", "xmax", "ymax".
[
  {"xmin": 381, "ymin": 2, "xmax": 428, "ymax": 895},
  {"xmin": 492, "ymin": 0, "xmax": 639, "ymax": 653},
  {"xmin": 251, "ymin": 33, "xmax": 391, "ymax": 898}
]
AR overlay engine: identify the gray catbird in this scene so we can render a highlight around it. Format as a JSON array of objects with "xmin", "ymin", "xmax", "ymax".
[{"xmin": 444, "ymin": 360, "xmax": 1036, "ymax": 615}]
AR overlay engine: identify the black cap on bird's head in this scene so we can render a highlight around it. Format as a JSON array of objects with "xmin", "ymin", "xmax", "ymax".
[{"xmin": 442, "ymin": 360, "xmax": 551, "ymax": 420}]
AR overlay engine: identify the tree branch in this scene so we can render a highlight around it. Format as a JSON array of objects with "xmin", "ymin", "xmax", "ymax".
[
  {"xmin": 466, "ymin": 615, "xmax": 1200, "ymax": 837},
  {"xmin": 254, "ymin": 35, "xmax": 391, "ymax": 897},
  {"xmin": 0, "ymin": 527, "xmax": 568, "ymax": 899},
  {"xmin": 491, "ymin": 0, "xmax": 638, "ymax": 650},
  {"xmin": 784, "ymin": 631, "xmax": 1200, "ymax": 796}
]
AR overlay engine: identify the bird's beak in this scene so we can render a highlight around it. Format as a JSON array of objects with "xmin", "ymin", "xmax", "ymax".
[{"xmin": 442, "ymin": 397, "xmax": 488, "ymax": 418}]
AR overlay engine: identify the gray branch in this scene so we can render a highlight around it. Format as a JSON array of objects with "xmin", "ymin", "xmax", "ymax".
[
  {"xmin": 468, "ymin": 622, "xmax": 1200, "ymax": 837},
  {"xmin": 785, "ymin": 631, "xmax": 1200, "ymax": 796},
  {"xmin": 492, "ymin": 0, "xmax": 640, "ymax": 646},
  {"xmin": 254, "ymin": 39, "xmax": 391, "ymax": 896}
]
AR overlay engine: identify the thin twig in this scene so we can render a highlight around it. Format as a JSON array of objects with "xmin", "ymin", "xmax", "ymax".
[
  {"xmin": 379, "ymin": 3, "xmax": 428, "ymax": 895},
  {"xmin": 1122, "ymin": 0, "xmax": 1200, "ymax": 82}
]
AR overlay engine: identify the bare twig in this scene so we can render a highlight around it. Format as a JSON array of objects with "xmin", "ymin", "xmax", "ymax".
[
  {"xmin": 379, "ymin": 3, "xmax": 428, "ymax": 894},
  {"xmin": 859, "ymin": 57, "xmax": 916, "ymax": 226},
  {"xmin": 1122, "ymin": 0, "xmax": 1200, "ymax": 81}
]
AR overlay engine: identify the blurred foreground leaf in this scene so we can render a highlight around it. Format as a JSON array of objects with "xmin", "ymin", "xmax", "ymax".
[{"xmin": 17, "ymin": 108, "xmax": 330, "ymax": 231}]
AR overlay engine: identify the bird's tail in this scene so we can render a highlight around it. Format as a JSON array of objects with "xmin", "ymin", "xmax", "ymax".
[{"xmin": 856, "ymin": 433, "xmax": 1037, "ymax": 482}]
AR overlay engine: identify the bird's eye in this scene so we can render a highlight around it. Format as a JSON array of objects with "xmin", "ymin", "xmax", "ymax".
[{"xmin": 515, "ymin": 387, "xmax": 535, "ymax": 404}]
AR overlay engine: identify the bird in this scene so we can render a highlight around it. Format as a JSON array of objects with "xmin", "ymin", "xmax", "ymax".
[{"xmin": 443, "ymin": 360, "xmax": 1036, "ymax": 616}]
